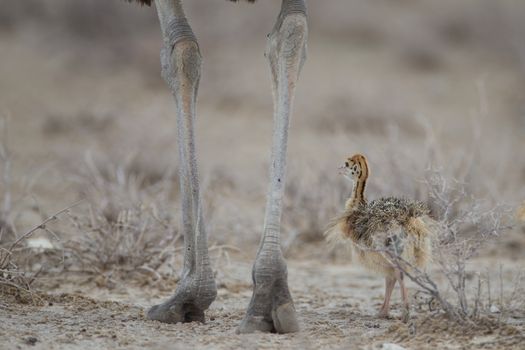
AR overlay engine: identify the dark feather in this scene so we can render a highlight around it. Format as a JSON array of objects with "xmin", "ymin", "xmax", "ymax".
[{"xmin": 348, "ymin": 197, "xmax": 429, "ymax": 245}]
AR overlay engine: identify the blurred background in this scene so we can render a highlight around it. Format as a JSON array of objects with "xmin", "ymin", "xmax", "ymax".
[{"xmin": 0, "ymin": 0, "xmax": 524, "ymax": 257}]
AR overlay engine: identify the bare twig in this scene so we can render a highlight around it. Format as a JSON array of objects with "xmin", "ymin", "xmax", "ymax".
[
  {"xmin": 381, "ymin": 248, "xmax": 463, "ymax": 321},
  {"xmin": 8, "ymin": 199, "xmax": 85, "ymax": 252},
  {"xmin": 1, "ymin": 199, "xmax": 84, "ymax": 302}
]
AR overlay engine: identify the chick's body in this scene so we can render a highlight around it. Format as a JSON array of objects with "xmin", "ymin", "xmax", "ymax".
[
  {"xmin": 340, "ymin": 197, "xmax": 432, "ymax": 277},
  {"xmin": 326, "ymin": 154, "xmax": 436, "ymax": 321}
]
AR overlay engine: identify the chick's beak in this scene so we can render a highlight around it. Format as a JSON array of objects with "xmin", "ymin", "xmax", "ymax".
[{"xmin": 338, "ymin": 166, "xmax": 346, "ymax": 175}]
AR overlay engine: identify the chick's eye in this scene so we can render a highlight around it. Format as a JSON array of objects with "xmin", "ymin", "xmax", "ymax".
[{"xmin": 345, "ymin": 162, "xmax": 349, "ymax": 167}]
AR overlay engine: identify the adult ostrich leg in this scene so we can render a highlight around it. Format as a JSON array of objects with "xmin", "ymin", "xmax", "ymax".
[
  {"xmin": 143, "ymin": 0, "xmax": 307, "ymax": 331},
  {"xmin": 238, "ymin": 0, "xmax": 307, "ymax": 334},
  {"xmin": 147, "ymin": 0, "xmax": 217, "ymax": 323}
]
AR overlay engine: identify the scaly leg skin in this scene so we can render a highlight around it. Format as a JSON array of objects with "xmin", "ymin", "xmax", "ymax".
[
  {"xmin": 378, "ymin": 276, "xmax": 396, "ymax": 319},
  {"xmin": 147, "ymin": 0, "xmax": 217, "ymax": 324},
  {"xmin": 237, "ymin": 0, "xmax": 307, "ymax": 334}
]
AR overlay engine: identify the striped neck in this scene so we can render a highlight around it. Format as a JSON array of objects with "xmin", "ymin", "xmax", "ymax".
[
  {"xmin": 352, "ymin": 177, "xmax": 367, "ymax": 205},
  {"xmin": 345, "ymin": 178, "xmax": 367, "ymax": 210},
  {"xmin": 344, "ymin": 155, "xmax": 369, "ymax": 210}
]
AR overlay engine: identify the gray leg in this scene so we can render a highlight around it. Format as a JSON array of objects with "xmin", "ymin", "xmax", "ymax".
[
  {"xmin": 147, "ymin": 0, "xmax": 217, "ymax": 324},
  {"xmin": 238, "ymin": 0, "xmax": 307, "ymax": 334}
]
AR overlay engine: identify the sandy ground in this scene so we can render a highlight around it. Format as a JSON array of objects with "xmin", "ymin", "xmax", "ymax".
[{"xmin": 1, "ymin": 255, "xmax": 524, "ymax": 350}]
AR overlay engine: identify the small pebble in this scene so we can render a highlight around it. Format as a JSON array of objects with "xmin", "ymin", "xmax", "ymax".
[
  {"xmin": 381, "ymin": 343, "xmax": 406, "ymax": 350},
  {"xmin": 24, "ymin": 337, "xmax": 38, "ymax": 346},
  {"xmin": 490, "ymin": 305, "xmax": 500, "ymax": 313}
]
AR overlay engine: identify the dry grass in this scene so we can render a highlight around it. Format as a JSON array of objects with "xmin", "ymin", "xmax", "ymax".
[
  {"xmin": 0, "ymin": 201, "xmax": 82, "ymax": 305},
  {"xmin": 371, "ymin": 163, "xmax": 519, "ymax": 323},
  {"xmin": 62, "ymin": 153, "xmax": 181, "ymax": 285},
  {"xmin": 282, "ymin": 169, "xmax": 347, "ymax": 253},
  {"xmin": 0, "ymin": 118, "xmax": 78, "ymax": 304},
  {"xmin": 319, "ymin": 113, "xmax": 523, "ymax": 323}
]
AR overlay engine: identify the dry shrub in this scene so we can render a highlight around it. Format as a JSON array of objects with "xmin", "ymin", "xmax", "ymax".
[
  {"xmin": 63, "ymin": 153, "xmax": 180, "ymax": 285},
  {"xmin": 401, "ymin": 119, "xmax": 522, "ymax": 321},
  {"xmin": 0, "ymin": 243, "xmax": 40, "ymax": 304},
  {"xmin": 396, "ymin": 168, "xmax": 516, "ymax": 321},
  {"xmin": 378, "ymin": 128, "xmax": 519, "ymax": 322},
  {"xmin": 1, "ymin": 202, "xmax": 80, "ymax": 305},
  {"xmin": 281, "ymin": 166, "xmax": 347, "ymax": 258},
  {"xmin": 336, "ymin": 155, "xmax": 520, "ymax": 323},
  {"xmin": 0, "ymin": 117, "xmax": 58, "ymax": 304},
  {"xmin": 319, "ymin": 114, "xmax": 522, "ymax": 322}
]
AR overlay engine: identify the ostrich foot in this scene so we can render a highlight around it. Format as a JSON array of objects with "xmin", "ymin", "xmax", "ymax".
[
  {"xmin": 238, "ymin": 276, "xmax": 299, "ymax": 333},
  {"xmin": 147, "ymin": 274, "xmax": 216, "ymax": 324}
]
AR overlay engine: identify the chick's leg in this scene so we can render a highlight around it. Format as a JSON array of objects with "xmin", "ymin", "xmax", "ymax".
[{"xmin": 378, "ymin": 276, "xmax": 396, "ymax": 318}]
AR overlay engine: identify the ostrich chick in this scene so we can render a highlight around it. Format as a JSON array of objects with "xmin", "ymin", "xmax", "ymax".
[{"xmin": 326, "ymin": 154, "xmax": 434, "ymax": 322}]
